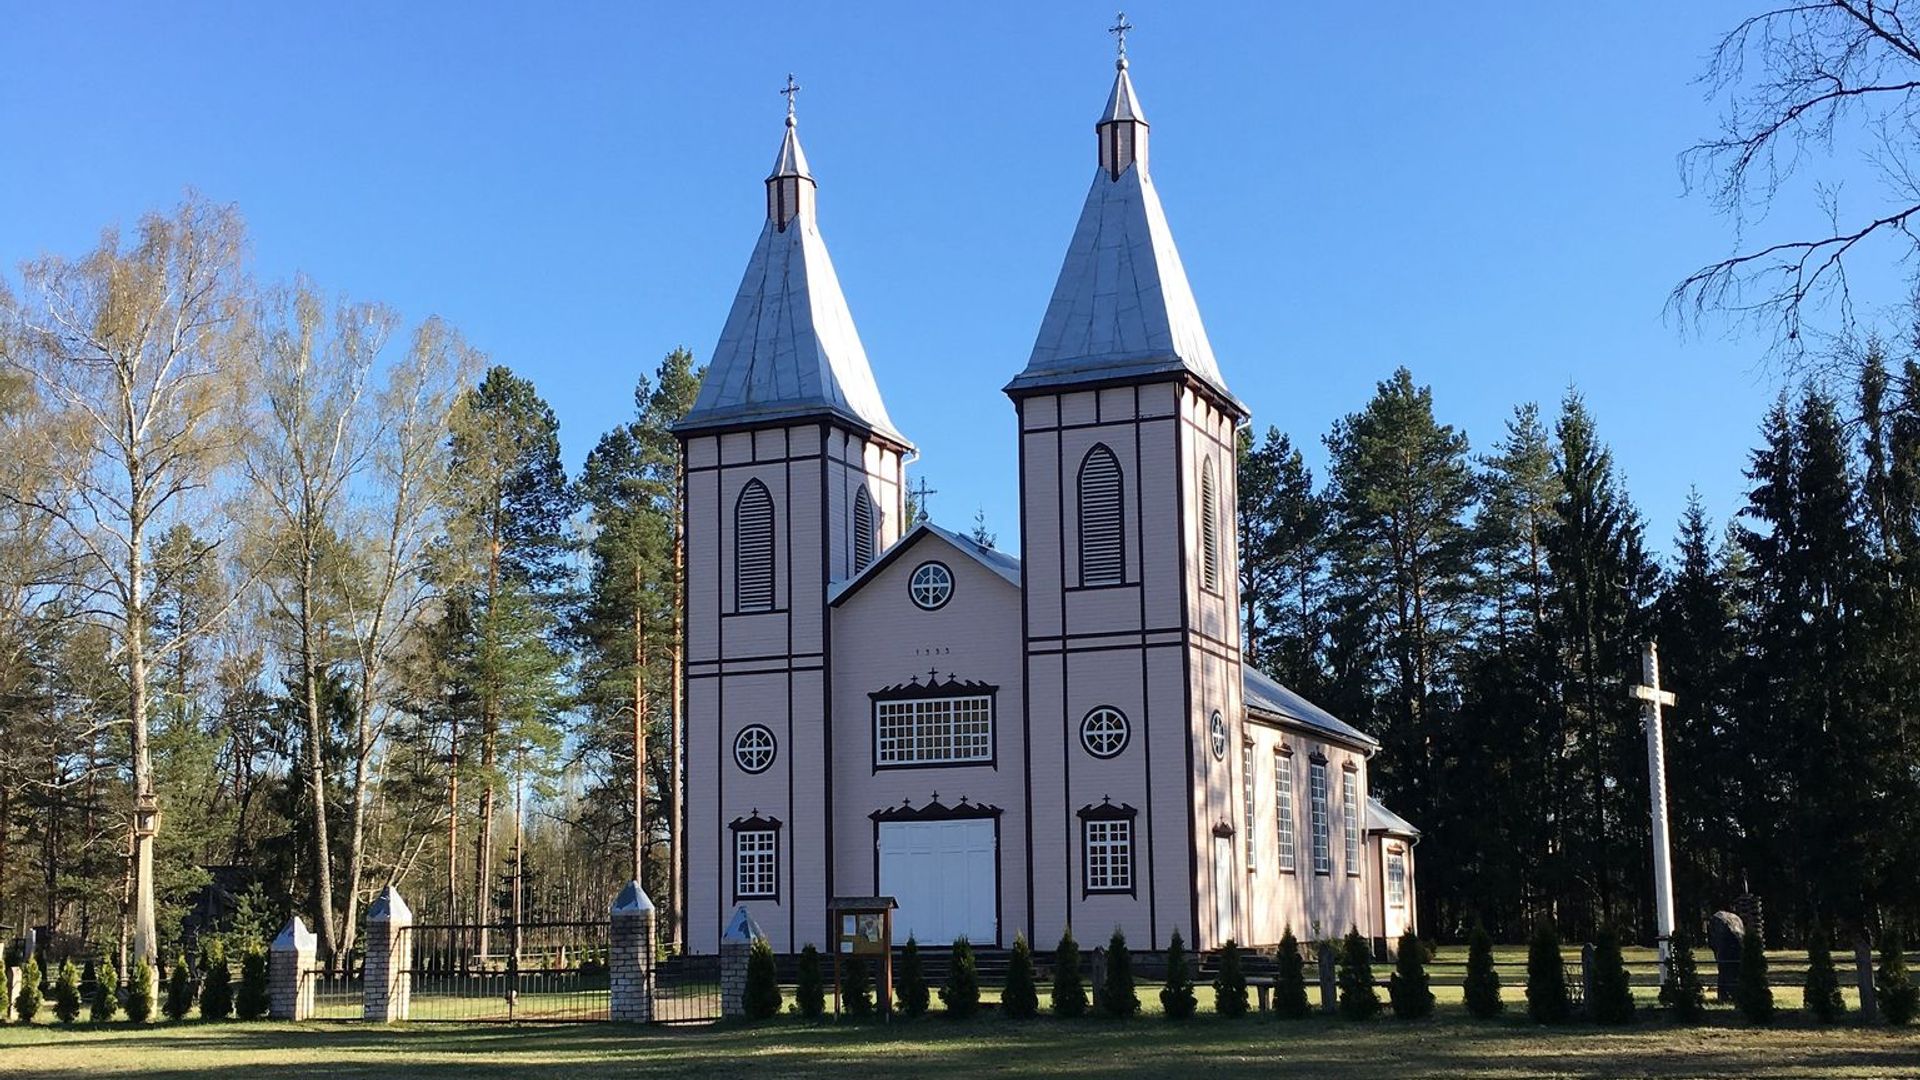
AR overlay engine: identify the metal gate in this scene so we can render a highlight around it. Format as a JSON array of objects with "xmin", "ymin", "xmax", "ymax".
[
  {"xmin": 651, "ymin": 952, "xmax": 721, "ymax": 1024},
  {"xmin": 406, "ymin": 920, "xmax": 611, "ymax": 1021}
]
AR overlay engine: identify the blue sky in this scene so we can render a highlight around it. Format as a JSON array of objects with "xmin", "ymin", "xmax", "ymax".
[{"xmin": 1, "ymin": 3, "xmax": 1896, "ymax": 559}]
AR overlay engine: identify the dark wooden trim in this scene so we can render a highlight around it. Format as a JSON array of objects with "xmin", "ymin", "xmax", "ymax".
[
  {"xmin": 684, "ymin": 451, "xmax": 824, "ymax": 475},
  {"xmin": 1130, "ymin": 384, "xmax": 1158, "ymax": 946},
  {"xmin": 869, "ymin": 796, "xmax": 1005, "ymax": 823},
  {"xmin": 1175, "ymin": 392, "xmax": 1199, "ymax": 948},
  {"xmin": 1078, "ymin": 800, "xmax": 1139, "ymax": 899},
  {"xmin": 1015, "ymin": 397, "xmax": 1037, "ymax": 948},
  {"xmin": 729, "ymin": 813, "xmax": 784, "ymax": 906},
  {"xmin": 1005, "ymin": 369, "xmax": 1247, "ymax": 424}
]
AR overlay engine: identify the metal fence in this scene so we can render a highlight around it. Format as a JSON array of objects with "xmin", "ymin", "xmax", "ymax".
[
  {"xmin": 405, "ymin": 920, "xmax": 611, "ymax": 1022},
  {"xmin": 652, "ymin": 952, "xmax": 722, "ymax": 1024}
]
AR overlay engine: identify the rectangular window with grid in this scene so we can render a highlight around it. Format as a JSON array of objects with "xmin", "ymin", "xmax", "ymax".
[
  {"xmin": 1310, "ymin": 759, "xmax": 1331, "ymax": 875},
  {"xmin": 1242, "ymin": 741, "xmax": 1256, "ymax": 871},
  {"xmin": 873, "ymin": 695, "xmax": 993, "ymax": 766},
  {"xmin": 734, "ymin": 829, "xmax": 777, "ymax": 900},
  {"xmin": 1083, "ymin": 819, "xmax": 1133, "ymax": 893},
  {"xmin": 1343, "ymin": 769, "xmax": 1361, "ymax": 876},
  {"xmin": 1387, "ymin": 851, "xmax": 1408, "ymax": 909},
  {"xmin": 1275, "ymin": 752, "xmax": 1296, "ymax": 872}
]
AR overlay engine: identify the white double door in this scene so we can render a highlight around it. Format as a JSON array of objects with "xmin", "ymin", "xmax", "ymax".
[{"xmin": 877, "ymin": 819, "xmax": 997, "ymax": 946}]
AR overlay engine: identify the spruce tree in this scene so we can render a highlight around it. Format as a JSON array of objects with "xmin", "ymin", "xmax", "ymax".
[
  {"xmin": 940, "ymin": 937, "xmax": 980, "ymax": 1018},
  {"xmin": 794, "ymin": 945, "xmax": 824, "ymax": 1019},
  {"xmin": 1526, "ymin": 921, "xmax": 1570, "ymax": 1023},
  {"xmin": 198, "ymin": 940, "xmax": 232, "ymax": 1020},
  {"xmin": 743, "ymin": 938, "xmax": 781, "ymax": 1020},
  {"xmin": 236, "ymin": 945, "xmax": 270, "ymax": 1021},
  {"xmin": 897, "ymin": 937, "xmax": 929, "ymax": 1018},
  {"xmin": 1389, "ymin": 932, "xmax": 1433, "ymax": 1019},
  {"xmin": 841, "ymin": 955, "xmax": 874, "ymax": 1018},
  {"xmin": 124, "ymin": 958, "xmax": 154, "ymax": 1023},
  {"xmin": 1463, "ymin": 922, "xmax": 1503, "ymax": 1019},
  {"xmin": 1660, "ymin": 928, "xmax": 1706, "ymax": 1023},
  {"xmin": 163, "ymin": 954, "xmax": 193, "ymax": 1021},
  {"xmin": 1879, "ymin": 927, "xmax": 1919, "ymax": 1026},
  {"xmin": 1274, "ymin": 927, "xmax": 1312, "ymax": 1019},
  {"xmin": 1159, "ymin": 931, "xmax": 1196, "ymax": 1020},
  {"xmin": 1213, "ymin": 939, "xmax": 1248, "ymax": 1018},
  {"xmin": 1101, "ymin": 929, "xmax": 1139, "ymax": 1018},
  {"xmin": 1734, "ymin": 924, "xmax": 1773, "ymax": 1025},
  {"xmin": 1802, "ymin": 929, "xmax": 1844, "ymax": 1024},
  {"xmin": 53, "ymin": 960, "xmax": 83, "ymax": 1024},
  {"xmin": 1588, "ymin": 929, "xmax": 1635, "ymax": 1024},
  {"xmin": 15, "ymin": 957, "xmax": 41, "ymax": 1023},
  {"xmin": 1001, "ymin": 934, "xmax": 1039, "ymax": 1020},
  {"xmin": 90, "ymin": 962, "xmax": 119, "ymax": 1023},
  {"xmin": 1050, "ymin": 928, "xmax": 1087, "ymax": 1018},
  {"xmin": 1337, "ymin": 928, "xmax": 1381, "ymax": 1020}
]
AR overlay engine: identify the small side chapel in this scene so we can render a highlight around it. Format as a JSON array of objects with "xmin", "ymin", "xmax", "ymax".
[{"xmin": 675, "ymin": 49, "xmax": 1419, "ymax": 957}]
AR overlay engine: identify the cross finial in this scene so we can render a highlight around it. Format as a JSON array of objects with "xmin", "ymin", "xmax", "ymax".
[
  {"xmin": 1108, "ymin": 11, "xmax": 1134, "ymax": 66},
  {"xmin": 908, "ymin": 476, "xmax": 937, "ymax": 523},
  {"xmin": 781, "ymin": 73, "xmax": 801, "ymax": 126}
]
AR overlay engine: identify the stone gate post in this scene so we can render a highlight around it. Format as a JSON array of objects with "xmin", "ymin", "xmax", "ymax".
[
  {"xmin": 610, "ymin": 881, "xmax": 657, "ymax": 1023},
  {"xmin": 269, "ymin": 917, "xmax": 317, "ymax": 1020},
  {"xmin": 720, "ymin": 906, "xmax": 764, "ymax": 1019},
  {"xmin": 364, "ymin": 886, "xmax": 413, "ymax": 1023}
]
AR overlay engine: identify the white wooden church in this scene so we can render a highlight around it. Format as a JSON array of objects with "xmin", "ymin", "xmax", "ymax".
[{"xmin": 674, "ymin": 49, "xmax": 1419, "ymax": 957}]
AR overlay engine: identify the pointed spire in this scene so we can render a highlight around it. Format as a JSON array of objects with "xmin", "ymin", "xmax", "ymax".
[
  {"xmin": 1099, "ymin": 14, "xmax": 1148, "ymax": 178},
  {"xmin": 767, "ymin": 74, "xmax": 815, "ymax": 229}
]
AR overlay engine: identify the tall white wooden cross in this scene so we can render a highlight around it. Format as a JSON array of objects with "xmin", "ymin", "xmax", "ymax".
[{"xmin": 1629, "ymin": 639, "xmax": 1678, "ymax": 980}]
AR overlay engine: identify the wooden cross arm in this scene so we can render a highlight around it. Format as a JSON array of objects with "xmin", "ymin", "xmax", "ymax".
[{"xmin": 1629, "ymin": 684, "xmax": 1676, "ymax": 707}]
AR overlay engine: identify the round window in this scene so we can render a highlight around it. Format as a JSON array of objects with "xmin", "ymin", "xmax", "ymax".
[
  {"xmin": 1209, "ymin": 710, "xmax": 1228, "ymax": 761},
  {"xmin": 909, "ymin": 561, "xmax": 954, "ymax": 610},
  {"xmin": 1081, "ymin": 706, "xmax": 1131, "ymax": 759},
  {"xmin": 733, "ymin": 725, "xmax": 777, "ymax": 774}
]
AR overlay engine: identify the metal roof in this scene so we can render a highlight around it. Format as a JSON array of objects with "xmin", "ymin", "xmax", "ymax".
[
  {"xmin": 1366, "ymin": 797, "xmax": 1420, "ymax": 837},
  {"xmin": 1243, "ymin": 665, "xmax": 1380, "ymax": 749},
  {"xmin": 1099, "ymin": 59, "xmax": 1147, "ymax": 125}
]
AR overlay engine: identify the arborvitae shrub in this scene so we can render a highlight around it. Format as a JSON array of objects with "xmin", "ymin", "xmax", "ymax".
[
  {"xmin": 1274, "ymin": 926, "xmax": 1311, "ymax": 1019},
  {"xmin": 125, "ymin": 958, "xmax": 154, "ymax": 1023},
  {"xmin": 236, "ymin": 945, "xmax": 270, "ymax": 1021},
  {"xmin": 1801, "ymin": 929, "xmax": 1843, "ymax": 1024},
  {"xmin": 1389, "ymin": 932, "xmax": 1434, "ymax": 1019},
  {"xmin": 1735, "ymin": 924, "xmax": 1773, "ymax": 1025},
  {"xmin": 897, "ymin": 937, "xmax": 929, "ymax": 1018},
  {"xmin": 743, "ymin": 938, "xmax": 781, "ymax": 1020},
  {"xmin": 1525, "ymin": 921, "xmax": 1570, "ymax": 1024},
  {"xmin": 841, "ymin": 955, "xmax": 874, "ymax": 1018},
  {"xmin": 940, "ymin": 937, "xmax": 980, "ymax": 1018},
  {"xmin": 1660, "ymin": 928, "xmax": 1706, "ymax": 1023},
  {"xmin": 90, "ymin": 962, "xmax": 119, "ymax": 1023},
  {"xmin": 1159, "ymin": 931, "xmax": 1196, "ymax": 1020},
  {"xmin": 1879, "ymin": 927, "xmax": 1919, "ymax": 1026},
  {"xmin": 1001, "ymin": 934, "xmax": 1039, "ymax": 1020},
  {"xmin": 1050, "ymin": 928, "xmax": 1087, "ymax": 1018},
  {"xmin": 1213, "ymin": 939, "xmax": 1248, "ymax": 1018},
  {"xmin": 1588, "ymin": 929, "xmax": 1635, "ymax": 1025},
  {"xmin": 1337, "ymin": 928, "xmax": 1381, "ymax": 1020},
  {"xmin": 1463, "ymin": 922, "xmax": 1503, "ymax": 1019},
  {"xmin": 163, "ymin": 954, "xmax": 193, "ymax": 1021},
  {"xmin": 794, "ymin": 945, "xmax": 824, "ymax": 1019},
  {"xmin": 199, "ymin": 941, "xmax": 233, "ymax": 1021},
  {"xmin": 1101, "ymin": 928, "xmax": 1138, "ymax": 1018},
  {"xmin": 15, "ymin": 957, "xmax": 42, "ymax": 1023},
  {"xmin": 53, "ymin": 960, "xmax": 83, "ymax": 1024}
]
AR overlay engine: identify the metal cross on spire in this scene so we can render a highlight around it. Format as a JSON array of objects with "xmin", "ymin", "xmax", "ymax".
[
  {"xmin": 781, "ymin": 73, "xmax": 801, "ymax": 125},
  {"xmin": 908, "ymin": 475, "xmax": 937, "ymax": 523},
  {"xmin": 1108, "ymin": 11, "xmax": 1134, "ymax": 63},
  {"xmin": 1629, "ymin": 639, "xmax": 1679, "ymax": 980}
]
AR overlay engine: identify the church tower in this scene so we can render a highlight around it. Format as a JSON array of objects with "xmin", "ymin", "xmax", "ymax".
[
  {"xmin": 678, "ymin": 85, "xmax": 912, "ymax": 952},
  {"xmin": 1006, "ymin": 44, "xmax": 1251, "ymax": 950}
]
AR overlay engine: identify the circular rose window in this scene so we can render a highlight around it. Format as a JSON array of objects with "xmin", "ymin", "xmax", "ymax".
[
  {"xmin": 1081, "ymin": 706, "xmax": 1131, "ymax": 759},
  {"xmin": 733, "ymin": 724, "xmax": 777, "ymax": 774},
  {"xmin": 909, "ymin": 561, "xmax": 954, "ymax": 610}
]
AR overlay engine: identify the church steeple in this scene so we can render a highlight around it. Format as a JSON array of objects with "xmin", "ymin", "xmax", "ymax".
[
  {"xmin": 1096, "ymin": 17, "xmax": 1148, "ymax": 179},
  {"xmin": 767, "ymin": 74, "xmax": 815, "ymax": 230}
]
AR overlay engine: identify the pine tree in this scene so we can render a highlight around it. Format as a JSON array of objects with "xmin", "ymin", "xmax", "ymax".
[
  {"xmin": 1463, "ymin": 922, "xmax": 1504, "ymax": 1019},
  {"xmin": 124, "ymin": 958, "xmax": 154, "ymax": 1023},
  {"xmin": 841, "ymin": 955, "xmax": 874, "ymax": 1018},
  {"xmin": 1879, "ymin": 927, "xmax": 1919, "ymax": 1025},
  {"xmin": 1101, "ymin": 929, "xmax": 1139, "ymax": 1018},
  {"xmin": 1274, "ymin": 927, "xmax": 1312, "ymax": 1019},
  {"xmin": 52, "ymin": 960, "xmax": 82, "ymax": 1024},
  {"xmin": 1337, "ymin": 928, "xmax": 1381, "ymax": 1020},
  {"xmin": 1238, "ymin": 426, "xmax": 1330, "ymax": 691},
  {"xmin": 897, "ymin": 937, "xmax": 929, "ymax": 1018},
  {"xmin": 236, "ymin": 945, "xmax": 270, "ymax": 1021},
  {"xmin": 1735, "ymin": 924, "xmax": 1773, "ymax": 1025},
  {"xmin": 1213, "ymin": 939, "xmax": 1249, "ymax": 1018},
  {"xmin": 1159, "ymin": 931, "xmax": 1196, "ymax": 1020},
  {"xmin": 90, "ymin": 962, "xmax": 119, "ymax": 1023},
  {"xmin": 795, "ymin": 945, "xmax": 824, "ymax": 1019},
  {"xmin": 15, "ymin": 957, "xmax": 41, "ymax": 1023},
  {"xmin": 1001, "ymin": 934, "xmax": 1039, "ymax": 1020},
  {"xmin": 1389, "ymin": 933, "xmax": 1434, "ymax": 1019},
  {"xmin": 743, "ymin": 938, "xmax": 781, "ymax": 1020},
  {"xmin": 163, "ymin": 955, "xmax": 193, "ymax": 1021},
  {"xmin": 1660, "ymin": 927, "xmax": 1706, "ymax": 1023},
  {"xmin": 198, "ymin": 941, "xmax": 232, "ymax": 1020},
  {"xmin": 1526, "ymin": 921, "xmax": 1570, "ymax": 1023},
  {"xmin": 1050, "ymin": 928, "xmax": 1087, "ymax": 1018},
  {"xmin": 940, "ymin": 937, "xmax": 980, "ymax": 1018},
  {"xmin": 1588, "ymin": 928, "xmax": 1635, "ymax": 1024}
]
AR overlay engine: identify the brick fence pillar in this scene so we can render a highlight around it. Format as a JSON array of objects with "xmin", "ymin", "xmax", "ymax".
[
  {"xmin": 269, "ymin": 917, "xmax": 317, "ymax": 1020},
  {"xmin": 720, "ymin": 906, "xmax": 764, "ymax": 1019},
  {"xmin": 610, "ymin": 880, "xmax": 657, "ymax": 1023},
  {"xmin": 364, "ymin": 886, "xmax": 413, "ymax": 1023}
]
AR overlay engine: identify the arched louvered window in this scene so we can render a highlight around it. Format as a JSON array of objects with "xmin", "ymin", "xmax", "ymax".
[
  {"xmin": 853, "ymin": 486, "xmax": 876, "ymax": 573},
  {"xmin": 1201, "ymin": 458, "xmax": 1220, "ymax": 592},
  {"xmin": 1078, "ymin": 444, "xmax": 1124, "ymax": 587},
  {"xmin": 735, "ymin": 479, "xmax": 775, "ymax": 612}
]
